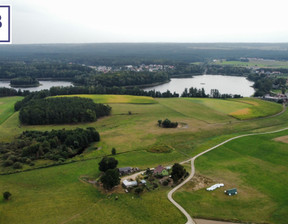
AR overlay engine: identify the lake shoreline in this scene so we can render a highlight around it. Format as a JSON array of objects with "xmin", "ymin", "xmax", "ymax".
[{"xmin": 143, "ymin": 74, "xmax": 255, "ymax": 97}]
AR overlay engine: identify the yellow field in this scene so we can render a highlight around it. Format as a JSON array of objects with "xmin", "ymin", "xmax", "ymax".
[{"xmin": 53, "ymin": 94, "xmax": 157, "ymax": 104}]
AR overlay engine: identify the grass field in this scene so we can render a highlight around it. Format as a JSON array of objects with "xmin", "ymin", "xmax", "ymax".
[
  {"xmin": 214, "ymin": 59, "xmax": 288, "ymax": 69},
  {"xmin": 0, "ymin": 95, "xmax": 287, "ymax": 223},
  {"xmin": 53, "ymin": 94, "xmax": 157, "ymax": 104},
  {"xmin": 174, "ymin": 130, "xmax": 288, "ymax": 224},
  {"xmin": 0, "ymin": 96, "xmax": 23, "ymax": 125}
]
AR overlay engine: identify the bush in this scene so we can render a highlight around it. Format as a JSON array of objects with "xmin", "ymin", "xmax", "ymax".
[
  {"xmin": 134, "ymin": 187, "xmax": 143, "ymax": 195},
  {"xmin": 153, "ymin": 183, "xmax": 158, "ymax": 189},
  {"xmin": 3, "ymin": 160, "xmax": 13, "ymax": 167},
  {"xmin": 13, "ymin": 162, "xmax": 23, "ymax": 169},
  {"xmin": 3, "ymin": 191, "xmax": 11, "ymax": 200},
  {"xmin": 162, "ymin": 180, "xmax": 169, "ymax": 186},
  {"xmin": 160, "ymin": 118, "xmax": 178, "ymax": 128}
]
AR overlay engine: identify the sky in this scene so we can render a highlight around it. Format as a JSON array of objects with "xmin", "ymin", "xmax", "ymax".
[{"xmin": 1, "ymin": 0, "xmax": 288, "ymax": 44}]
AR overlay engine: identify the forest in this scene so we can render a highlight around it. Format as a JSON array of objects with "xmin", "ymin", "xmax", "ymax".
[
  {"xmin": 73, "ymin": 71, "xmax": 169, "ymax": 87},
  {"xmin": 1, "ymin": 43, "xmax": 288, "ymax": 65},
  {"xmin": 19, "ymin": 97, "xmax": 111, "ymax": 125},
  {"xmin": 0, "ymin": 128, "xmax": 100, "ymax": 168},
  {"xmin": 0, "ymin": 62, "xmax": 91, "ymax": 79}
]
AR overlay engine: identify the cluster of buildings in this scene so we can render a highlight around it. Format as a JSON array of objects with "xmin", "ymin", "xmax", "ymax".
[
  {"xmin": 120, "ymin": 165, "xmax": 171, "ymax": 189},
  {"xmin": 88, "ymin": 64, "xmax": 175, "ymax": 73}
]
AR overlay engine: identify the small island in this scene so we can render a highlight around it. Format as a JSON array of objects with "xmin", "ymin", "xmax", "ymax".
[{"xmin": 10, "ymin": 76, "xmax": 40, "ymax": 87}]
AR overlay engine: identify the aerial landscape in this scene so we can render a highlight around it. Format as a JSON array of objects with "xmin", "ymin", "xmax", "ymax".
[{"xmin": 1, "ymin": 1, "xmax": 288, "ymax": 224}]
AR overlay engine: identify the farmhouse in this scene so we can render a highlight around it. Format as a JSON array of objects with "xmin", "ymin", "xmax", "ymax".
[
  {"xmin": 224, "ymin": 188, "xmax": 238, "ymax": 196},
  {"xmin": 153, "ymin": 165, "xmax": 169, "ymax": 176}
]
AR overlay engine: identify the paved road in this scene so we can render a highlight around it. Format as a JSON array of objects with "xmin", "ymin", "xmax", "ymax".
[{"xmin": 167, "ymin": 127, "xmax": 288, "ymax": 224}]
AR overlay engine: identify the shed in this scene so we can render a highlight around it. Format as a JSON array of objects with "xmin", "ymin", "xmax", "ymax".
[
  {"xmin": 118, "ymin": 167, "xmax": 132, "ymax": 176},
  {"xmin": 224, "ymin": 188, "xmax": 237, "ymax": 196},
  {"xmin": 122, "ymin": 180, "xmax": 138, "ymax": 188},
  {"xmin": 140, "ymin": 180, "xmax": 147, "ymax": 185}
]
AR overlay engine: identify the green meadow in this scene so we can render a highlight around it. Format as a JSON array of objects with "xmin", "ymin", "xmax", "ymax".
[
  {"xmin": 0, "ymin": 95, "xmax": 287, "ymax": 223},
  {"xmin": 214, "ymin": 59, "xmax": 288, "ymax": 69},
  {"xmin": 0, "ymin": 96, "xmax": 23, "ymax": 125},
  {"xmin": 174, "ymin": 130, "xmax": 288, "ymax": 224},
  {"xmin": 53, "ymin": 94, "xmax": 157, "ymax": 104}
]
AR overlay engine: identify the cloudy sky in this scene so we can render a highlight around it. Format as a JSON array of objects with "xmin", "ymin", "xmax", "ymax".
[{"xmin": 2, "ymin": 0, "xmax": 288, "ymax": 44}]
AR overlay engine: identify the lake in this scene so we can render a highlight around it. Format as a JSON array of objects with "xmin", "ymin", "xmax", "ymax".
[
  {"xmin": 143, "ymin": 75, "xmax": 255, "ymax": 97},
  {"xmin": 0, "ymin": 80, "xmax": 73, "ymax": 92}
]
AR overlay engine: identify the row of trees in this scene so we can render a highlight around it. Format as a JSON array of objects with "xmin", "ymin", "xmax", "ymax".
[
  {"xmin": 0, "ymin": 128, "xmax": 100, "ymax": 168},
  {"xmin": 19, "ymin": 97, "xmax": 111, "ymax": 125},
  {"xmin": 181, "ymin": 87, "xmax": 242, "ymax": 99},
  {"xmin": 207, "ymin": 65, "xmax": 251, "ymax": 76}
]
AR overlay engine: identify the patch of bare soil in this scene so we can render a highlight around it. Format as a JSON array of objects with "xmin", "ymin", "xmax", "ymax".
[
  {"xmin": 178, "ymin": 122, "xmax": 189, "ymax": 129},
  {"xmin": 274, "ymin": 135, "xmax": 288, "ymax": 144},
  {"xmin": 188, "ymin": 174, "xmax": 214, "ymax": 191}
]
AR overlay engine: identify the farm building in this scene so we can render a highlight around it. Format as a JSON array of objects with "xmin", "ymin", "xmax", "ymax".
[
  {"xmin": 153, "ymin": 165, "xmax": 169, "ymax": 176},
  {"xmin": 224, "ymin": 188, "xmax": 237, "ymax": 196},
  {"xmin": 118, "ymin": 167, "xmax": 132, "ymax": 176},
  {"xmin": 122, "ymin": 180, "xmax": 138, "ymax": 188}
]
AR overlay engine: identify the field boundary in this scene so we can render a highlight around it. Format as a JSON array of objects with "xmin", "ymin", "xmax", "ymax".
[{"xmin": 168, "ymin": 127, "xmax": 288, "ymax": 224}]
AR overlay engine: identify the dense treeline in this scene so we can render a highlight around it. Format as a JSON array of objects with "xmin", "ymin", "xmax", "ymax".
[
  {"xmin": 74, "ymin": 71, "xmax": 169, "ymax": 87},
  {"xmin": 10, "ymin": 76, "xmax": 39, "ymax": 87},
  {"xmin": 0, "ymin": 62, "xmax": 91, "ymax": 79},
  {"xmin": 1, "ymin": 43, "xmax": 288, "ymax": 65},
  {"xmin": 0, "ymin": 128, "xmax": 100, "ymax": 168},
  {"xmin": 248, "ymin": 73, "xmax": 287, "ymax": 96},
  {"xmin": 19, "ymin": 97, "xmax": 111, "ymax": 125},
  {"xmin": 13, "ymin": 86, "xmax": 180, "ymax": 111},
  {"xmin": 168, "ymin": 64, "xmax": 205, "ymax": 77},
  {"xmin": 207, "ymin": 65, "xmax": 251, "ymax": 76}
]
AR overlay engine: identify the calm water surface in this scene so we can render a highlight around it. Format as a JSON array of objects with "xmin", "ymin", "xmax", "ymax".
[
  {"xmin": 0, "ymin": 80, "xmax": 73, "ymax": 92},
  {"xmin": 144, "ymin": 75, "xmax": 255, "ymax": 97}
]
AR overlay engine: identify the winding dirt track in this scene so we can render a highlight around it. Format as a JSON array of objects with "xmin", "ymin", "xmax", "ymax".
[{"xmin": 167, "ymin": 127, "xmax": 288, "ymax": 224}]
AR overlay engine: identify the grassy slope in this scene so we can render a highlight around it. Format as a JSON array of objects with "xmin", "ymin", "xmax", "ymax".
[
  {"xmin": 174, "ymin": 130, "xmax": 288, "ymax": 224},
  {"xmin": 0, "ymin": 95, "xmax": 287, "ymax": 223},
  {"xmin": 0, "ymin": 96, "xmax": 23, "ymax": 125},
  {"xmin": 53, "ymin": 94, "xmax": 157, "ymax": 104}
]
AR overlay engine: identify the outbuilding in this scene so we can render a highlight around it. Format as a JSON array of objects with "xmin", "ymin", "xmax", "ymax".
[
  {"xmin": 224, "ymin": 188, "xmax": 237, "ymax": 196},
  {"xmin": 122, "ymin": 180, "xmax": 138, "ymax": 188}
]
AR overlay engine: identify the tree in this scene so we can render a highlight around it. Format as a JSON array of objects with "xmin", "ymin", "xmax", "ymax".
[
  {"xmin": 3, "ymin": 191, "xmax": 11, "ymax": 200},
  {"xmin": 171, "ymin": 163, "xmax": 186, "ymax": 183},
  {"xmin": 157, "ymin": 120, "xmax": 162, "ymax": 127},
  {"xmin": 111, "ymin": 148, "xmax": 116, "ymax": 155},
  {"xmin": 100, "ymin": 168, "xmax": 120, "ymax": 190},
  {"xmin": 98, "ymin": 157, "xmax": 118, "ymax": 172}
]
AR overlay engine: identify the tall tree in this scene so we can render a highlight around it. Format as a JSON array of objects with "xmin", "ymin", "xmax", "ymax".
[
  {"xmin": 100, "ymin": 168, "xmax": 120, "ymax": 190},
  {"xmin": 98, "ymin": 157, "xmax": 118, "ymax": 172},
  {"xmin": 171, "ymin": 163, "xmax": 186, "ymax": 183}
]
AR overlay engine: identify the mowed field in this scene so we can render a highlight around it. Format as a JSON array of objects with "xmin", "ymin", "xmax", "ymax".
[
  {"xmin": 0, "ymin": 96, "xmax": 23, "ymax": 125},
  {"xmin": 214, "ymin": 59, "xmax": 288, "ymax": 69},
  {"xmin": 174, "ymin": 130, "xmax": 288, "ymax": 224},
  {"xmin": 0, "ymin": 95, "xmax": 287, "ymax": 224}
]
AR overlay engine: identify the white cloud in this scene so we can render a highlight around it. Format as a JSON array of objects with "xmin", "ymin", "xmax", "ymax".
[{"xmin": 7, "ymin": 0, "xmax": 288, "ymax": 43}]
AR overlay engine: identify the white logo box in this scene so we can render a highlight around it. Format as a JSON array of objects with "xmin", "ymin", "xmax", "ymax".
[{"xmin": 0, "ymin": 5, "xmax": 11, "ymax": 44}]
